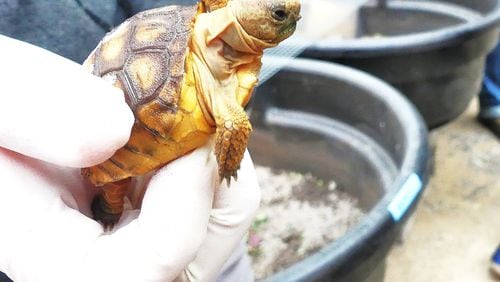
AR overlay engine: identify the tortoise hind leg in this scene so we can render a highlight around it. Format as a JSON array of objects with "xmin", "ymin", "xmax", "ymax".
[{"xmin": 92, "ymin": 177, "xmax": 131, "ymax": 229}]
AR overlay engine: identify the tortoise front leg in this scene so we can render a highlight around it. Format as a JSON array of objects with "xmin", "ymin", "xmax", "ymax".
[
  {"xmin": 212, "ymin": 94, "xmax": 252, "ymax": 185},
  {"xmin": 92, "ymin": 177, "xmax": 131, "ymax": 229}
]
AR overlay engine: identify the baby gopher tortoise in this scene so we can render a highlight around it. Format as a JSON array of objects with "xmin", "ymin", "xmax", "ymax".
[{"xmin": 81, "ymin": 0, "xmax": 301, "ymax": 227}]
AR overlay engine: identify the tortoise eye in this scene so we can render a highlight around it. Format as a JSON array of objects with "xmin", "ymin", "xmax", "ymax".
[{"xmin": 272, "ymin": 8, "xmax": 287, "ymax": 21}]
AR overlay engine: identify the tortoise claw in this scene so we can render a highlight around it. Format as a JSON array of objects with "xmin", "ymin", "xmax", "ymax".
[{"xmin": 221, "ymin": 169, "xmax": 239, "ymax": 187}]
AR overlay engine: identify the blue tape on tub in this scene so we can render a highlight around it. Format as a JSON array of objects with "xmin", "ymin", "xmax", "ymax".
[
  {"xmin": 388, "ymin": 173, "xmax": 423, "ymax": 222},
  {"xmin": 484, "ymin": 76, "xmax": 500, "ymax": 102},
  {"xmin": 492, "ymin": 246, "xmax": 500, "ymax": 264}
]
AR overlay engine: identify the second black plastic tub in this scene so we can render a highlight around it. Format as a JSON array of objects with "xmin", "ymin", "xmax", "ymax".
[
  {"xmin": 299, "ymin": 0, "xmax": 500, "ymax": 128},
  {"xmin": 248, "ymin": 58, "xmax": 429, "ymax": 281}
]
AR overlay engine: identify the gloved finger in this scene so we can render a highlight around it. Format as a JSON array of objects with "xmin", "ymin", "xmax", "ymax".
[
  {"xmin": 0, "ymin": 148, "xmax": 105, "ymax": 282},
  {"xmin": 85, "ymin": 142, "xmax": 219, "ymax": 282},
  {"xmin": 180, "ymin": 150, "xmax": 261, "ymax": 281},
  {"xmin": 0, "ymin": 143, "xmax": 209, "ymax": 282},
  {"xmin": 0, "ymin": 35, "xmax": 134, "ymax": 168}
]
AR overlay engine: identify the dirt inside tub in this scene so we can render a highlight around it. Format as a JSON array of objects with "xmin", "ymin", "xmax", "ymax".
[{"xmin": 248, "ymin": 166, "xmax": 365, "ymax": 279}]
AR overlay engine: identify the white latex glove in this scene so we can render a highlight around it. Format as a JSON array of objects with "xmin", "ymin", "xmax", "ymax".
[{"xmin": 0, "ymin": 35, "xmax": 261, "ymax": 282}]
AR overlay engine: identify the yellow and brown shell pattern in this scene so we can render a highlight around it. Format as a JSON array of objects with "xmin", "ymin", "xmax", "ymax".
[
  {"xmin": 89, "ymin": 5, "xmax": 195, "ymax": 108},
  {"xmin": 81, "ymin": 5, "xmax": 214, "ymax": 186}
]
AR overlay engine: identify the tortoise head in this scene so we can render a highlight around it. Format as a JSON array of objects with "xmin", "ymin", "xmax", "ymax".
[{"xmin": 230, "ymin": 0, "xmax": 301, "ymax": 44}]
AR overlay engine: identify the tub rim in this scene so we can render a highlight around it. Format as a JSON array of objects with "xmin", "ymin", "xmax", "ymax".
[{"xmin": 301, "ymin": 0, "xmax": 500, "ymax": 58}]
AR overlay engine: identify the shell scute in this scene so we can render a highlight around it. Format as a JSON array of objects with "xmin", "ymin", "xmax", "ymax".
[
  {"xmin": 124, "ymin": 51, "xmax": 170, "ymax": 103},
  {"xmin": 169, "ymin": 51, "xmax": 188, "ymax": 77},
  {"xmin": 96, "ymin": 23, "xmax": 132, "ymax": 76},
  {"xmin": 158, "ymin": 78, "xmax": 182, "ymax": 107},
  {"xmin": 177, "ymin": 8, "xmax": 196, "ymax": 32},
  {"xmin": 168, "ymin": 33, "xmax": 190, "ymax": 54},
  {"xmin": 131, "ymin": 22, "xmax": 175, "ymax": 51}
]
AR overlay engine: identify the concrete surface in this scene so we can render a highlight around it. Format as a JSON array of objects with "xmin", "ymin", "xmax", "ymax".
[{"xmin": 384, "ymin": 100, "xmax": 500, "ymax": 282}]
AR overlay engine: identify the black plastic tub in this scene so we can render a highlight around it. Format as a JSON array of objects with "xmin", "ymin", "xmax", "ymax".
[
  {"xmin": 407, "ymin": 0, "xmax": 499, "ymax": 15},
  {"xmin": 0, "ymin": 59, "xmax": 429, "ymax": 282},
  {"xmin": 299, "ymin": 0, "xmax": 500, "ymax": 128},
  {"xmin": 248, "ymin": 58, "xmax": 429, "ymax": 281}
]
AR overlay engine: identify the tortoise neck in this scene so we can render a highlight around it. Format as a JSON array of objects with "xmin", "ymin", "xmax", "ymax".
[
  {"xmin": 189, "ymin": 5, "xmax": 266, "ymax": 126},
  {"xmin": 191, "ymin": 5, "xmax": 272, "ymax": 81}
]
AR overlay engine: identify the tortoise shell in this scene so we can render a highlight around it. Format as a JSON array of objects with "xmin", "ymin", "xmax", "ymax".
[
  {"xmin": 82, "ymin": 4, "xmax": 215, "ymax": 186},
  {"xmin": 85, "ymin": 5, "xmax": 197, "ymax": 109}
]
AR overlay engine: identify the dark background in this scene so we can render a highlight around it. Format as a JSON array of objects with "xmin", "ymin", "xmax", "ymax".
[{"xmin": 0, "ymin": 0, "xmax": 196, "ymax": 63}]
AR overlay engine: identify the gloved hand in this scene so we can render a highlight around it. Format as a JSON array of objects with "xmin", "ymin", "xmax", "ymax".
[{"xmin": 0, "ymin": 35, "xmax": 260, "ymax": 282}]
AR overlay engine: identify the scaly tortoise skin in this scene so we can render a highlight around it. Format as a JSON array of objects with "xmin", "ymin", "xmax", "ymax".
[{"xmin": 81, "ymin": 0, "xmax": 301, "ymax": 227}]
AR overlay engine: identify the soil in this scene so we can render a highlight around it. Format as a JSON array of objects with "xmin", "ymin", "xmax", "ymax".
[
  {"xmin": 385, "ymin": 101, "xmax": 500, "ymax": 282},
  {"xmin": 248, "ymin": 166, "xmax": 365, "ymax": 279}
]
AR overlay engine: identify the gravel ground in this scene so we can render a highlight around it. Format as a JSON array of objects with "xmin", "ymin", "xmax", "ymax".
[{"xmin": 248, "ymin": 166, "xmax": 365, "ymax": 279}]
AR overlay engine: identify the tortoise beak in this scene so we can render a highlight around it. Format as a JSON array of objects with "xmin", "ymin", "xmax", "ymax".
[
  {"xmin": 277, "ymin": 12, "xmax": 300, "ymax": 41},
  {"xmin": 278, "ymin": 21, "xmax": 297, "ymax": 41}
]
